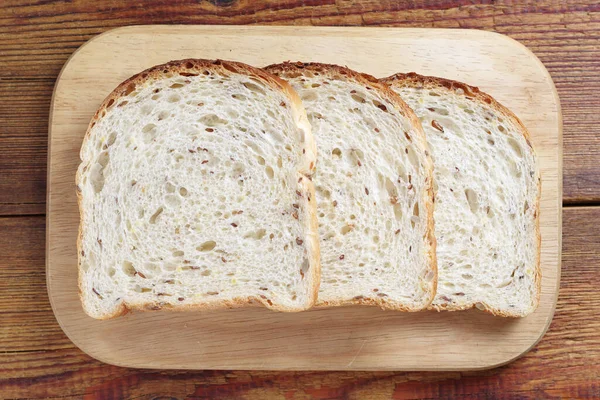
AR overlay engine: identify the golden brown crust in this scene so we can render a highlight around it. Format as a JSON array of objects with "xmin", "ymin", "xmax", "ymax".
[
  {"xmin": 266, "ymin": 62, "xmax": 438, "ymax": 311},
  {"xmin": 298, "ymin": 174, "xmax": 322, "ymax": 305},
  {"xmin": 383, "ymin": 72, "xmax": 541, "ymax": 318},
  {"xmin": 77, "ymin": 59, "xmax": 319, "ymax": 319}
]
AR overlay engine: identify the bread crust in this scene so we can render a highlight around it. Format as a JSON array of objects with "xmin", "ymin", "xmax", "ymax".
[
  {"xmin": 265, "ymin": 62, "xmax": 438, "ymax": 312},
  {"xmin": 76, "ymin": 59, "xmax": 319, "ymax": 319},
  {"xmin": 383, "ymin": 72, "xmax": 541, "ymax": 317}
]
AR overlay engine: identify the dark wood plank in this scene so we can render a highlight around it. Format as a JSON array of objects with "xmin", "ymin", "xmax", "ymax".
[
  {"xmin": 0, "ymin": 79, "xmax": 50, "ymax": 212},
  {"xmin": 0, "ymin": 1, "xmax": 599, "ymax": 213},
  {"xmin": 1, "ymin": 207, "xmax": 599, "ymax": 398}
]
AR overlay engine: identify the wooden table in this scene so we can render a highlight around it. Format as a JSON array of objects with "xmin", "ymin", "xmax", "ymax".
[{"xmin": 1, "ymin": 1, "xmax": 599, "ymax": 398}]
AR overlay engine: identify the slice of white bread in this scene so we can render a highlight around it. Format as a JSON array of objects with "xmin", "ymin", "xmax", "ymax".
[
  {"xmin": 383, "ymin": 73, "xmax": 541, "ymax": 317},
  {"xmin": 265, "ymin": 63, "xmax": 436, "ymax": 310},
  {"xmin": 77, "ymin": 59, "xmax": 319, "ymax": 319}
]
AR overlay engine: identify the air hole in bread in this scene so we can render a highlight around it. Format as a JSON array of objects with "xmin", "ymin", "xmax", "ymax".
[
  {"xmin": 393, "ymin": 203, "xmax": 402, "ymax": 220},
  {"xmin": 124, "ymin": 83, "xmax": 136, "ymax": 96},
  {"xmin": 179, "ymin": 187, "xmax": 188, "ymax": 197},
  {"xmin": 349, "ymin": 148, "xmax": 364, "ymax": 166},
  {"xmin": 167, "ymin": 94, "xmax": 181, "ymax": 103},
  {"xmin": 332, "ymin": 148, "xmax": 342, "ymax": 159},
  {"xmin": 149, "ymin": 207, "xmax": 164, "ymax": 224},
  {"xmin": 351, "ymin": 93, "xmax": 366, "ymax": 103},
  {"xmin": 122, "ymin": 261, "xmax": 136, "ymax": 276},
  {"xmin": 140, "ymin": 104, "xmax": 154, "ymax": 116},
  {"xmin": 523, "ymin": 201, "xmax": 529, "ymax": 214},
  {"xmin": 423, "ymin": 269, "xmax": 435, "ymax": 282},
  {"xmin": 172, "ymin": 250, "xmax": 184, "ymax": 257},
  {"xmin": 410, "ymin": 215, "xmax": 418, "ymax": 229},
  {"xmin": 89, "ymin": 152, "xmax": 109, "ymax": 193},
  {"xmin": 507, "ymin": 137, "xmax": 523, "ymax": 157},
  {"xmin": 396, "ymin": 162, "xmax": 407, "ymax": 184},
  {"xmin": 372, "ymin": 235, "xmax": 380, "ymax": 244},
  {"xmin": 165, "ymin": 194, "xmax": 180, "ymax": 208},
  {"xmin": 406, "ymin": 146, "xmax": 419, "ymax": 170},
  {"xmin": 106, "ymin": 131, "xmax": 117, "ymax": 148},
  {"xmin": 462, "ymin": 273, "xmax": 473, "ymax": 280},
  {"xmin": 142, "ymin": 124, "xmax": 157, "ymax": 143},
  {"xmin": 509, "ymin": 159, "xmax": 522, "ymax": 178},
  {"xmin": 265, "ymin": 129, "xmax": 284, "ymax": 144},
  {"xmin": 145, "ymin": 262, "xmax": 159, "ymax": 274},
  {"xmin": 300, "ymin": 258, "xmax": 310, "ymax": 278},
  {"xmin": 244, "ymin": 229, "xmax": 266, "ymax": 240},
  {"xmin": 429, "ymin": 91, "xmax": 440, "ymax": 97},
  {"xmin": 498, "ymin": 125, "xmax": 506, "ymax": 133},
  {"xmin": 464, "ymin": 189, "xmax": 479, "ymax": 213},
  {"xmin": 231, "ymin": 93, "xmax": 247, "ymax": 101},
  {"xmin": 157, "ymin": 110, "xmax": 169, "ymax": 120},
  {"xmin": 384, "ymin": 177, "xmax": 398, "ymax": 200},
  {"xmin": 164, "ymin": 181, "xmax": 176, "ymax": 193},
  {"xmin": 197, "ymin": 241, "xmax": 216, "ymax": 252},
  {"xmin": 372, "ymin": 99, "xmax": 388, "ymax": 112},
  {"xmin": 413, "ymin": 202, "xmax": 420, "ymax": 217},
  {"xmin": 227, "ymin": 109, "xmax": 239, "ymax": 119},
  {"xmin": 487, "ymin": 138, "xmax": 495, "ymax": 146},
  {"xmin": 302, "ymin": 91, "xmax": 318, "ymax": 102},
  {"xmin": 318, "ymin": 187, "xmax": 331, "ymax": 199},
  {"xmin": 242, "ymin": 81, "xmax": 266, "ymax": 95},
  {"xmin": 201, "ymin": 270, "xmax": 211, "ymax": 277},
  {"xmin": 169, "ymin": 83, "xmax": 185, "ymax": 89},
  {"xmin": 340, "ymin": 224, "xmax": 353, "ymax": 235},
  {"xmin": 200, "ymin": 114, "xmax": 228, "ymax": 127},
  {"xmin": 81, "ymin": 261, "xmax": 90, "ymax": 272},
  {"xmin": 263, "ymin": 166, "xmax": 274, "ymax": 179},
  {"xmin": 97, "ymin": 151, "xmax": 109, "ymax": 167}
]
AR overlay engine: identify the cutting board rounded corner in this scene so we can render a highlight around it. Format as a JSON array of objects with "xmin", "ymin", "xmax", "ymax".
[{"xmin": 46, "ymin": 25, "xmax": 562, "ymax": 371}]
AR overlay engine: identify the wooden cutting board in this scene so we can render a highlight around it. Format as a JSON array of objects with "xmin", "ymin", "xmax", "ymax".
[{"xmin": 47, "ymin": 25, "xmax": 562, "ymax": 370}]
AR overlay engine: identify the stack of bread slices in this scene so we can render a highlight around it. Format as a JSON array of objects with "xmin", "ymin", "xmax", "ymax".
[{"xmin": 77, "ymin": 59, "xmax": 540, "ymax": 320}]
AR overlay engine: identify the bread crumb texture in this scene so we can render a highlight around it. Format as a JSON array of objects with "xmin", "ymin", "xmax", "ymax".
[{"xmin": 77, "ymin": 59, "xmax": 318, "ymax": 319}]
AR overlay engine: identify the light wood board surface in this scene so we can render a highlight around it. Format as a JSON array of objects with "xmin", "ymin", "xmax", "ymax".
[{"xmin": 46, "ymin": 25, "xmax": 562, "ymax": 371}]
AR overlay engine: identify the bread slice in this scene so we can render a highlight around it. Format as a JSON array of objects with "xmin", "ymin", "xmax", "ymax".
[
  {"xmin": 76, "ymin": 59, "xmax": 319, "ymax": 319},
  {"xmin": 265, "ymin": 62, "xmax": 436, "ymax": 310},
  {"xmin": 383, "ymin": 73, "xmax": 541, "ymax": 317}
]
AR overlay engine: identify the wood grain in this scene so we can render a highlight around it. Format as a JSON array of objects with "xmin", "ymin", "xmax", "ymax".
[
  {"xmin": 45, "ymin": 25, "xmax": 560, "ymax": 371},
  {"xmin": 1, "ymin": 207, "xmax": 599, "ymax": 398},
  {"xmin": 0, "ymin": 0, "xmax": 596, "ymax": 397},
  {"xmin": 0, "ymin": 1, "xmax": 599, "ymax": 214}
]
